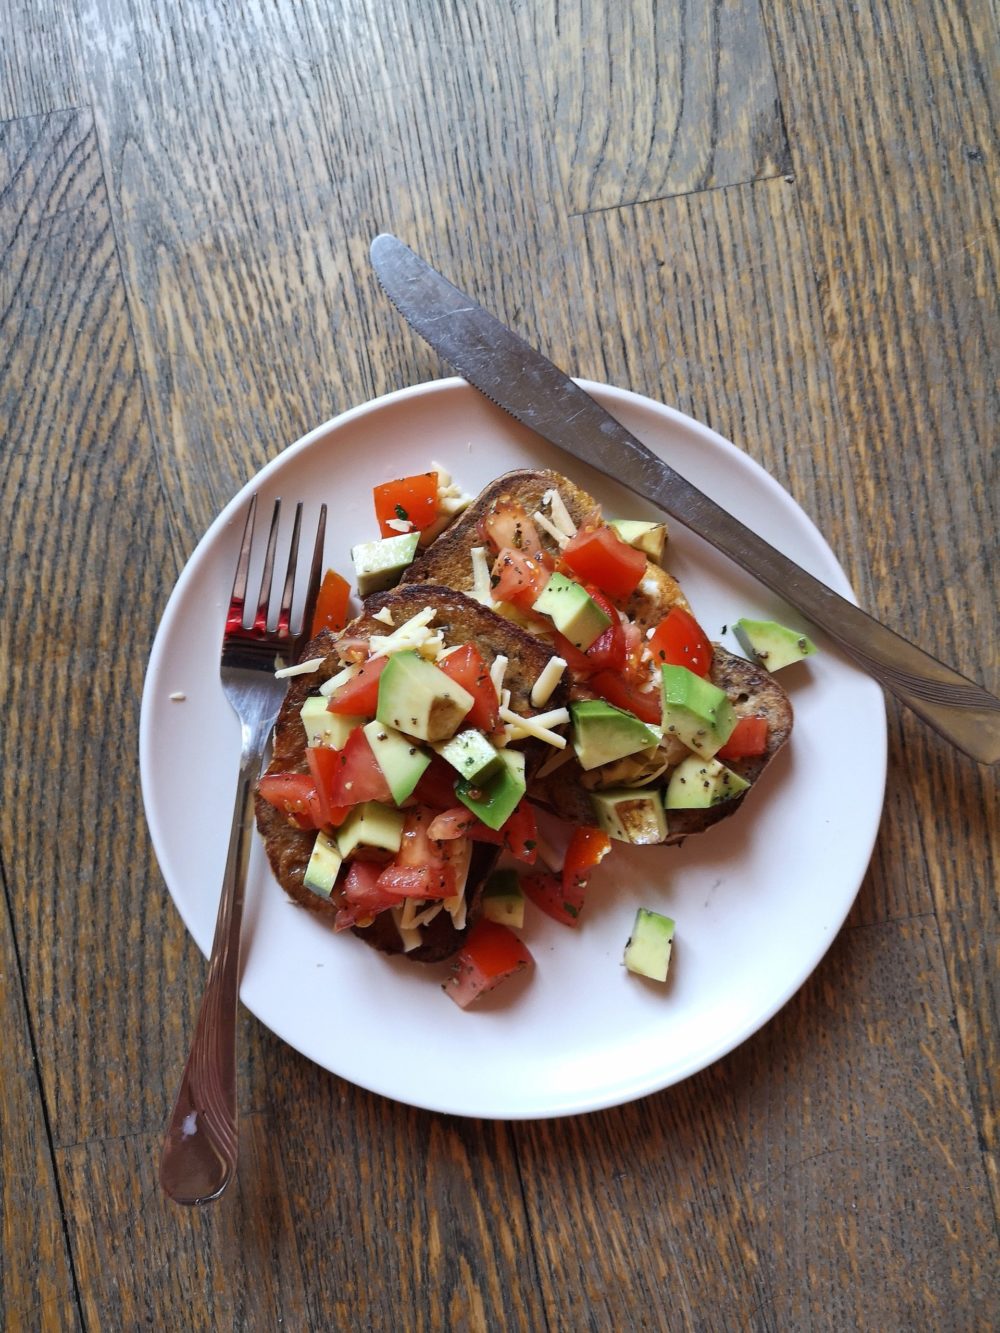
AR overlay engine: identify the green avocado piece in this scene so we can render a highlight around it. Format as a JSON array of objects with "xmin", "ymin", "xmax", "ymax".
[
  {"xmin": 531, "ymin": 572, "xmax": 611, "ymax": 651},
  {"xmin": 435, "ymin": 728, "xmax": 503, "ymax": 784},
  {"xmin": 570, "ymin": 699, "xmax": 661, "ymax": 771},
  {"xmin": 482, "ymin": 868, "xmax": 525, "ymax": 928},
  {"xmin": 608, "ymin": 519, "xmax": 667, "ymax": 562},
  {"xmin": 335, "ymin": 801, "xmax": 405, "ymax": 859},
  {"xmin": 361, "ymin": 719, "xmax": 430, "ymax": 804},
  {"xmin": 300, "ymin": 695, "xmax": 364, "ymax": 749},
  {"xmin": 376, "ymin": 650, "xmax": 474, "ymax": 743},
  {"xmin": 664, "ymin": 754, "xmax": 751, "ymax": 809},
  {"xmin": 660, "ymin": 664, "xmax": 736, "ymax": 759},
  {"xmin": 623, "ymin": 908, "xmax": 675, "ymax": 982},
  {"xmin": 302, "ymin": 830, "xmax": 343, "ymax": 900},
  {"xmin": 351, "ymin": 531, "xmax": 420, "ymax": 596},
  {"xmin": 455, "ymin": 748, "xmax": 526, "ymax": 831},
  {"xmin": 590, "ymin": 787, "xmax": 668, "ymax": 844},
  {"xmin": 733, "ymin": 617, "xmax": 817, "ymax": 671}
]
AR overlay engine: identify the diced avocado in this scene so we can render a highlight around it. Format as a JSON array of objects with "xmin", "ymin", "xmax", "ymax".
[
  {"xmin": 302, "ymin": 830, "xmax": 343, "ymax": 900},
  {"xmin": 482, "ymin": 868, "xmax": 525, "ymax": 928},
  {"xmin": 609, "ymin": 519, "xmax": 667, "ymax": 562},
  {"xmin": 733, "ymin": 617, "xmax": 817, "ymax": 671},
  {"xmin": 664, "ymin": 754, "xmax": 751, "ymax": 809},
  {"xmin": 376, "ymin": 649, "xmax": 474, "ymax": 743},
  {"xmin": 623, "ymin": 908, "xmax": 675, "ymax": 982},
  {"xmin": 660, "ymin": 664, "xmax": 736, "ymax": 759},
  {"xmin": 591, "ymin": 787, "xmax": 668, "ymax": 844},
  {"xmin": 335, "ymin": 801, "xmax": 405, "ymax": 859},
  {"xmin": 351, "ymin": 531, "xmax": 420, "ymax": 596},
  {"xmin": 455, "ymin": 748, "xmax": 526, "ymax": 831},
  {"xmin": 362, "ymin": 719, "xmax": 430, "ymax": 804},
  {"xmin": 300, "ymin": 695, "xmax": 363, "ymax": 749},
  {"xmin": 435, "ymin": 728, "xmax": 503, "ymax": 784},
  {"xmin": 570, "ymin": 699, "xmax": 661, "ymax": 771},
  {"xmin": 531, "ymin": 572, "xmax": 611, "ymax": 651}
]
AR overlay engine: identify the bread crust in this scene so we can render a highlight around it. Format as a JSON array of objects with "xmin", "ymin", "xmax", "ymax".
[{"xmin": 254, "ymin": 584, "xmax": 568, "ymax": 961}]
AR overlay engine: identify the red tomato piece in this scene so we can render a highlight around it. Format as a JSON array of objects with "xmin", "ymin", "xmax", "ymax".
[
  {"xmin": 326, "ymin": 654, "xmax": 388, "ymax": 716},
  {"xmin": 716, "ymin": 715, "xmax": 769, "ymax": 760},
  {"xmin": 648, "ymin": 606, "xmax": 713, "ymax": 677},
  {"xmin": 521, "ymin": 871, "xmax": 583, "ymax": 927},
  {"xmin": 376, "ymin": 862, "xmax": 456, "ymax": 900},
  {"xmin": 412, "ymin": 755, "xmax": 459, "ymax": 811},
  {"xmin": 552, "ymin": 586, "xmax": 626, "ymax": 677},
  {"xmin": 304, "ymin": 747, "xmax": 350, "ymax": 827},
  {"xmin": 427, "ymin": 806, "xmax": 481, "ymax": 840},
  {"xmin": 257, "ymin": 773, "xmax": 325, "ymax": 829},
  {"xmin": 325, "ymin": 727, "xmax": 393, "ymax": 806},
  {"xmin": 437, "ymin": 643, "xmax": 501, "ymax": 732},
  {"xmin": 443, "ymin": 919, "xmax": 533, "ymax": 1008},
  {"xmin": 490, "ymin": 547, "xmax": 550, "ymax": 612},
  {"xmin": 334, "ymin": 861, "xmax": 401, "ymax": 931},
  {"xmin": 310, "ymin": 568, "xmax": 351, "ymax": 637},
  {"xmin": 427, "ymin": 800, "xmax": 538, "ymax": 865},
  {"xmin": 373, "ymin": 472, "xmax": 440, "ymax": 538},
  {"xmin": 589, "ymin": 670, "xmax": 661, "ymax": 725},
  {"xmin": 562, "ymin": 827, "xmax": 612, "ymax": 894},
  {"xmin": 561, "ymin": 524, "xmax": 647, "ymax": 599},
  {"xmin": 477, "ymin": 500, "xmax": 545, "ymax": 558}
]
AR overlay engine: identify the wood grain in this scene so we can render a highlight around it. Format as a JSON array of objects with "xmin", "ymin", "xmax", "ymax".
[
  {"xmin": 527, "ymin": 0, "xmax": 791, "ymax": 211},
  {"xmin": 0, "ymin": 862, "xmax": 80, "ymax": 1332},
  {"xmin": 0, "ymin": 0, "xmax": 80, "ymax": 120}
]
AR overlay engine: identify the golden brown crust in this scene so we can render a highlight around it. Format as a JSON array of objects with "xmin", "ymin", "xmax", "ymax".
[{"xmin": 253, "ymin": 585, "xmax": 568, "ymax": 961}]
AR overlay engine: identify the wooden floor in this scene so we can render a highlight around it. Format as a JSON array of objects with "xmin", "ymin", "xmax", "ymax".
[{"xmin": 2, "ymin": 2, "xmax": 997, "ymax": 1328}]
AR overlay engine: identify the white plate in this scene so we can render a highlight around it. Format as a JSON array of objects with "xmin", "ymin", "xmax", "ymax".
[{"xmin": 140, "ymin": 378, "xmax": 886, "ymax": 1119}]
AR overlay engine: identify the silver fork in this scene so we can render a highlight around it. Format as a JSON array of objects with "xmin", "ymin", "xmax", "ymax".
[{"xmin": 160, "ymin": 494, "xmax": 326, "ymax": 1206}]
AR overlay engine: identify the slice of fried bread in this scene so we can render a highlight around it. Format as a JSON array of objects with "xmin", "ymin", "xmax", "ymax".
[
  {"xmin": 254, "ymin": 584, "xmax": 569, "ymax": 961},
  {"xmin": 402, "ymin": 468, "xmax": 792, "ymax": 842}
]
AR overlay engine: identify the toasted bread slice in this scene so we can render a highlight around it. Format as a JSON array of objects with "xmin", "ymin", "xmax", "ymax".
[
  {"xmin": 402, "ymin": 469, "xmax": 793, "ymax": 842},
  {"xmin": 254, "ymin": 584, "xmax": 568, "ymax": 961}
]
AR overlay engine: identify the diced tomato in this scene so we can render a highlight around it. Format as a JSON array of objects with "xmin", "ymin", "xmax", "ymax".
[
  {"xmin": 257, "ymin": 773, "xmax": 325, "ymax": 830},
  {"xmin": 477, "ymin": 500, "xmax": 544, "ymax": 558},
  {"xmin": 376, "ymin": 862, "xmax": 456, "ymax": 899},
  {"xmin": 443, "ymin": 919, "xmax": 533, "ymax": 1008},
  {"xmin": 332, "ymin": 860, "xmax": 400, "ymax": 931},
  {"xmin": 562, "ymin": 827, "xmax": 612, "ymax": 894},
  {"xmin": 304, "ymin": 747, "xmax": 350, "ymax": 827},
  {"xmin": 326, "ymin": 654, "xmax": 389, "ymax": 716},
  {"xmin": 324, "ymin": 727, "xmax": 393, "ymax": 806},
  {"xmin": 648, "ymin": 606, "xmax": 713, "ymax": 677},
  {"xmin": 589, "ymin": 670, "xmax": 661, "ymax": 725},
  {"xmin": 716, "ymin": 715, "xmax": 769, "ymax": 759},
  {"xmin": 437, "ymin": 643, "xmax": 501, "ymax": 732},
  {"xmin": 413, "ymin": 755, "xmax": 459, "ymax": 810},
  {"xmin": 490, "ymin": 547, "xmax": 550, "ymax": 612},
  {"xmin": 552, "ymin": 586, "xmax": 626, "ymax": 677},
  {"xmin": 428, "ymin": 800, "xmax": 538, "ymax": 864},
  {"xmin": 310, "ymin": 568, "xmax": 351, "ymax": 637},
  {"xmin": 373, "ymin": 472, "xmax": 440, "ymax": 538},
  {"xmin": 396, "ymin": 806, "xmax": 449, "ymax": 868},
  {"xmin": 521, "ymin": 871, "xmax": 583, "ymax": 927},
  {"xmin": 560, "ymin": 524, "xmax": 647, "ymax": 600}
]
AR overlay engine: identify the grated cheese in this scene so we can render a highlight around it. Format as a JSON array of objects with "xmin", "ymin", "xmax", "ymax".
[
  {"xmin": 369, "ymin": 606, "xmax": 445, "ymax": 659},
  {"xmin": 385, "ymin": 517, "xmax": 414, "ymax": 534},
  {"xmin": 542, "ymin": 488, "xmax": 577, "ymax": 538},
  {"xmin": 532, "ymin": 508, "xmax": 570, "ymax": 548},
  {"xmin": 500, "ymin": 704, "xmax": 570, "ymax": 747},
  {"xmin": 530, "ymin": 655, "xmax": 567, "ymax": 707},
  {"xmin": 470, "ymin": 546, "xmax": 493, "ymax": 605},
  {"xmin": 372, "ymin": 606, "xmax": 395, "ymax": 626},
  {"xmin": 490, "ymin": 654, "xmax": 509, "ymax": 697},
  {"xmin": 319, "ymin": 662, "xmax": 360, "ymax": 696},
  {"xmin": 275, "ymin": 655, "xmax": 325, "ymax": 679}
]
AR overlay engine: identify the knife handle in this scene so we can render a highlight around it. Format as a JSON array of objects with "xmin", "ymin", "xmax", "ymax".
[{"xmin": 617, "ymin": 437, "xmax": 1000, "ymax": 764}]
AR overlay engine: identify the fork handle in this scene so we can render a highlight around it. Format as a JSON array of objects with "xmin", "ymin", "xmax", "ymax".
[{"xmin": 159, "ymin": 728, "xmax": 265, "ymax": 1206}]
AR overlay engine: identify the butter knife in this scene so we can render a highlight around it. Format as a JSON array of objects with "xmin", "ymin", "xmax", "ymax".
[{"xmin": 370, "ymin": 233, "xmax": 999, "ymax": 764}]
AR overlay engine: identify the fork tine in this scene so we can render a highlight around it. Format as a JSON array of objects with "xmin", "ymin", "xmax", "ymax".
[
  {"xmin": 275, "ymin": 502, "xmax": 304, "ymax": 639},
  {"xmin": 297, "ymin": 503, "xmax": 328, "ymax": 646},
  {"xmin": 252, "ymin": 499, "xmax": 283, "ymax": 633},
  {"xmin": 225, "ymin": 493, "xmax": 257, "ymax": 634}
]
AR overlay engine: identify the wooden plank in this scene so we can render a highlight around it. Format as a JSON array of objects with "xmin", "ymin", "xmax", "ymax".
[
  {"xmin": 762, "ymin": 0, "xmax": 999, "ymax": 1172},
  {"xmin": 514, "ymin": 919, "xmax": 999, "ymax": 1329},
  {"xmin": 525, "ymin": 0, "xmax": 790, "ymax": 212},
  {"xmin": 0, "ymin": 860, "xmax": 80, "ymax": 1332},
  {"xmin": 0, "ymin": 1, "xmax": 80, "ymax": 120},
  {"xmin": 60, "ymin": 1104, "xmax": 546, "ymax": 1330},
  {"xmin": 69, "ymin": 0, "xmax": 588, "ymax": 550}
]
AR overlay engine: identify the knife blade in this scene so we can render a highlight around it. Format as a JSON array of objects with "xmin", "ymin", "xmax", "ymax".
[{"xmin": 370, "ymin": 232, "xmax": 999, "ymax": 763}]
